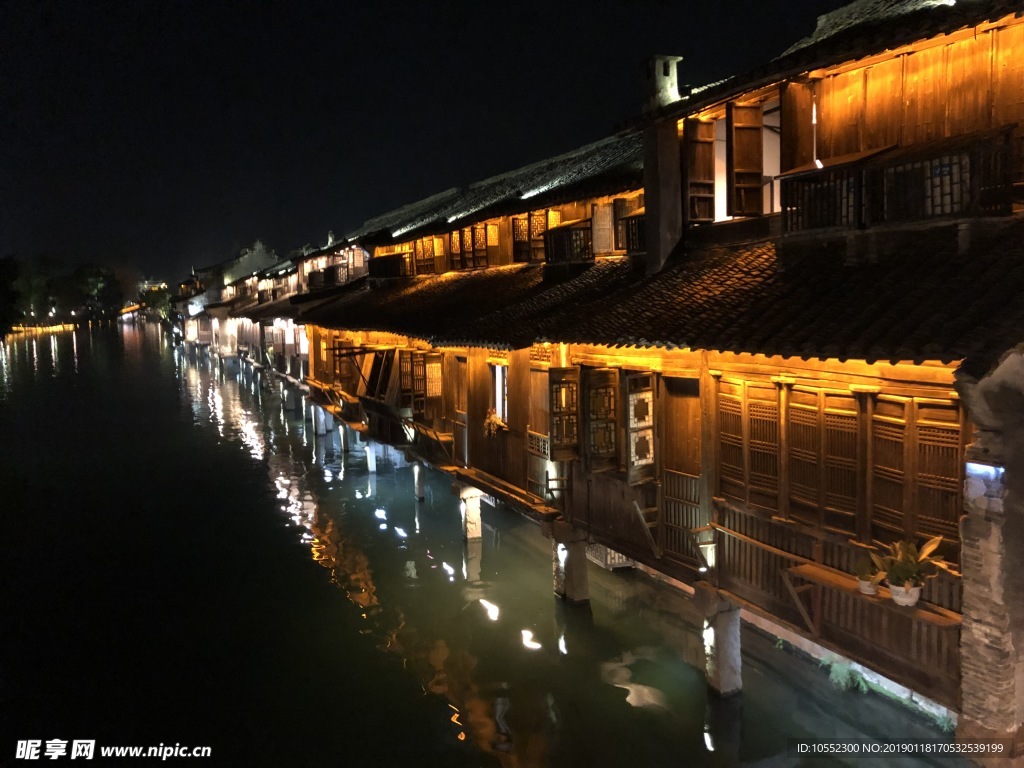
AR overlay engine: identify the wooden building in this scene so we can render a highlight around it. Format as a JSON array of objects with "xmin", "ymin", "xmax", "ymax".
[{"xmin": 291, "ymin": 0, "xmax": 1024, "ymax": 750}]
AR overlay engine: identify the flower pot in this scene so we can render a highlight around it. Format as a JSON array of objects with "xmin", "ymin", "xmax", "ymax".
[
  {"xmin": 857, "ymin": 579, "xmax": 878, "ymax": 596},
  {"xmin": 889, "ymin": 584, "xmax": 922, "ymax": 607}
]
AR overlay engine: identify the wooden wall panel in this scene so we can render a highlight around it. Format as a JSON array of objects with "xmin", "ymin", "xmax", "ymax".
[
  {"xmin": 660, "ymin": 377, "xmax": 701, "ymax": 475},
  {"xmin": 903, "ymin": 44, "xmax": 948, "ymax": 143},
  {"xmin": 820, "ymin": 70, "xmax": 864, "ymax": 158},
  {"xmin": 863, "ymin": 57, "xmax": 903, "ymax": 150},
  {"xmin": 946, "ymin": 34, "xmax": 993, "ymax": 136},
  {"xmin": 993, "ymin": 23, "xmax": 1024, "ymax": 126}
]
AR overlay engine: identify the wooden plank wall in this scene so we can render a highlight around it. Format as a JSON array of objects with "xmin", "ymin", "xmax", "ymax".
[{"xmin": 807, "ymin": 21, "xmax": 1024, "ymax": 162}]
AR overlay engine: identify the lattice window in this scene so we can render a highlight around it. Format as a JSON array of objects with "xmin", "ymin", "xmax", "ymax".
[
  {"xmin": 586, "ymin": 368, "xmax": 619, "ymax": 471},
  {"xmin": 871, "ymin": 397, "xmax": 908, "ymax": 540},
  {"xmin": 718, "ymin": 385, "xmax": 745, "ymax": 502},
  {"xmin": 626, "ymin": 373, "xmax": 655, "ymax": 485},
  {"xmin": 425, "ymin": 353, "xmax": 442, "ymax": 399},
  {"xmin": 550, "ymin": 367, "xmax": 580, "ymax": 461}
]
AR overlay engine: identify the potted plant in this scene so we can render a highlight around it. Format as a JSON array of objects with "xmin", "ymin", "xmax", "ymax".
[
  {"xmin": 853, "ymin": 555, "xmax": 885, "ymax": 595},
  {"xmin": 483, "ymin": 408, "xmax": 507, "ymax": 438},
  {"xmin": 870, "ymin": 536, "xmax": 951, "ymax": 607}
]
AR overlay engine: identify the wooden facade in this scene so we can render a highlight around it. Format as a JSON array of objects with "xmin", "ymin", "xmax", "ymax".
[
  {"xmin": 283, "ymin": 3, "xmax": 1024, "ymax": 718},
  {"xmin": 369, "ymin": 190, "xmax": 643, "ymax": 275}
]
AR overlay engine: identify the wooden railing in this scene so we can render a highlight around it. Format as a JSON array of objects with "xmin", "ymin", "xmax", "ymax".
[
  {"xmin": 714, "ymin": 500, "xmax": 961, "ymax": 708},
  {"xmin": 783, "ymin": 127, "xmax": 1015, "ymax": 234}
]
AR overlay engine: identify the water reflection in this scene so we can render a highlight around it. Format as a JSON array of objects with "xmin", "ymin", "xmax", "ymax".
[{"xmin": 173, "ymin": 348, "xmax": 964, "ymax": 768}]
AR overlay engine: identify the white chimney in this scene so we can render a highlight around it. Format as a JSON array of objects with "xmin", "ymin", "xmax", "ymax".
[{"xmin": 646, "ymin": 55, "xmax": 683, "ymax": 113}]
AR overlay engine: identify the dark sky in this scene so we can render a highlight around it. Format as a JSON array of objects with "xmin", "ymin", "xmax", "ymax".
[{"xmin": 1, "ymin": 0, "xmax": 851, "ymax": 281}]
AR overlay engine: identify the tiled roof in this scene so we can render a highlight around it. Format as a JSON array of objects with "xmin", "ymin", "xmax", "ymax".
[
  {"xmin": 782, "ymin": 0, "xmax": 1017, "ymax": 57},
  {"xmin": 305, "ymin": 219, "xmax": 1024, "ymax": 373},
  {"xmin": 300, "ymin": 265, "xmax": 550, "ymax": 346},
  {"xmin": 342, "ymin": 133, "xmax": 644, "ymax": 247}
]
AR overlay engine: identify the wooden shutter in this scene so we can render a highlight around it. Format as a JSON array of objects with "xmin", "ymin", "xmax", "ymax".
[
  {"xmin": 912, "ymin": 399, "xmax": 962, "ymax": 542},
  {"xmin": 549, "ymin": 367, "xmax": 580, "ymax": 461},
  {"xmin": 780, "ymin": 81, "xmax": 814, "ymax": 173},
  {"xmin": 787, "ymin": 389, "xmax": 858, "ymax": 534},
  {"xmin": 424, "ymin": 353, "xmax": 442, "ymax": 400},
  {"xmin": 682, "ymin": 118, "xmax": 715, "ymax": 224},
  {"xmin": 727, "ymin": 101, "xmax": 764, "ymax": 217},
  {"xmin": 747, "ymin": 385, "xmax": 779, "ymax": 512},
  {"xmin": 399, "ymin": 349, "xmax": 414, "ymax": 409},
  {"xmin": 586, "ymin": 368, "xmax": 619, "ymax": 472},
  {"xmin": 871, "ymin": 396, "xmax": 909, "ymax": 539},
  {"xmin": 626, "ymin": 372, "xmax": 656, "ymax": 485},
  {"xmin": 717, "ymin": 380, "xmax": 745, "ymax": 503},
  {"xmin": 412, "ymin": 351, "xmax": 427, "ymax": 415},
  {"xmin": 592, "ymin": 202, "xmax": 614, "ymax": 254}
]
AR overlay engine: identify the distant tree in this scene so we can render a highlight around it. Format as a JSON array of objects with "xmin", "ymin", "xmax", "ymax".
[
  {"xmin": 140, "ymin": 285, "xmax": 171, "ymax": 319},
  {"xmin": 11, "ymin": 253, "xmax": 59, "ymax": 321}
]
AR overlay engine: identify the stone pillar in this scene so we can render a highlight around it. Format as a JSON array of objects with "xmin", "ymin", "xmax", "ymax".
[
  {"xmin": 413, "ymin": 462, "xmax": 426, "ymax": 502},
  {"xmin": 339, "ymin": 424, "xmax": 349, "ymax": 453},
  {"xmin": 464, "ymin": 537, "xmax": 482, "ymax": 584},
  {"xmin": 314, "ymin": 405, "xmax": 328, "ymax": 436},
  {"xmin": 283, "ymin": 386, "xmax": 298, "ymax": 412},
  {"xmin": 956, "ymin": 356, "xmax": 1024, "ymax": 760},
  {"xmin": 365, "ymin": 445, "xmax": 376, "ymax": 473},
  {"xmin": 693, "ymin": 581, "xmax": 742, "ymax": 696},
  {"xmin": 324, "ymin": 411, "xmax": 335, "ymax": 431},
  {"xmin": 459, "ymin": 485, "xmax": 483, "ymax": 541},
  {"xmin": 549, "ymin": 519, "xmax": 589, "ymax": 604}
]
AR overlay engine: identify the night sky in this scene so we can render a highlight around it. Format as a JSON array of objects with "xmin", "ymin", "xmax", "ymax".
[{"xmin": 1, "ymin": 0, "xmax": 851, "ymax": 281}]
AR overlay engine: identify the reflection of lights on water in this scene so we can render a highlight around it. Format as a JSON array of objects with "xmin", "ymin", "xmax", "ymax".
[
  {"xmin": 394, "ymin": 527, "xmax": 408, "ymax": 538},
  {"xmin": 324, "ymin": 470, "xmax": 332, "ymax": 482},
  {"xmin": 442, "ymin": 562, "xmax": 454, "ymax": 576},
  {"xmin": 379, "ymin": 523, "xmax": 387, "ymax": 531},
  {"xmin": 404, "ymin": 561, "xmax": 418, "ymax": 579},
  {"xmin": 374, "ymin": 509, "xmax": 387, "ymax": 520},
  {"xmin": 558, "ymin": 634, "xmax": 568, "ymax": 655},
  {"xmin": 479, "ymin": 599, "xmax": 500, "ymax": 621},
  {"xmin": 521, "ymin": 630, "xmax": 542, "ymax": 651},
  {"xmin": 355, "ymin": 490, "xmax": 363, "ymax": 499}
]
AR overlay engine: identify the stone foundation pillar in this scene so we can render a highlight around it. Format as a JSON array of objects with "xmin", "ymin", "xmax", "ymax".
[
  {"xmin": 464, "ymin": 537, "xmax": 482, "ymax": 584},
  {"xmin": 365, "ymin": 445, "xmax": 377, "ymax": 473},
  {"xmin": 459, "ymin": 486, "xmax": 483, "ymax": 541},
  {"xmin": 339, "ymin": 424, "xmax": 349, "ymax": 453},
  {"xmin": 413, "ymin": 462, "xmax": 426, "ymax": 502},
  {"xmin": 283, "ymin": 386, "xmax": 298, "ymax": 412},
  {"xmin": 693, "ymin": 581, "xmax": 742, "ymax": 696},
  {"xmin": 314, "ymin": 406, "xmax": 328, "ymax": 436},
  {"xmin": 548, "ymin": 519, "xmax": 589, "ymax": 604}
]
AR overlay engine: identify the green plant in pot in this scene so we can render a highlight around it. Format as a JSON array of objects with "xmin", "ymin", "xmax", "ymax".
[
  {"xmin": 870, "ymin": 536, "xmax": 951, "ymax": 607},
  {"xmin": 853, "ymin": 555, "xmax": 885, "ymax": 595}
]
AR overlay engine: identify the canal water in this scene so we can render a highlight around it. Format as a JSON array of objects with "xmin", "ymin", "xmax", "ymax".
[{"xmin": 0, "ymin": 325, "xmax": 967, "ymax": 767}]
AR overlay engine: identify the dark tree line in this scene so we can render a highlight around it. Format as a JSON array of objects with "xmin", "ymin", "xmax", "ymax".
[{"xmin": 0, "ymin": 254, "xmax": 130, "ymax": 334}]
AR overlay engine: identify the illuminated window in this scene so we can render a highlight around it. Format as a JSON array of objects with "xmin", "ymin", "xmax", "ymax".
[{"xmin": 492, "ymin": 364, "xmax": 508, "ymax": 421}]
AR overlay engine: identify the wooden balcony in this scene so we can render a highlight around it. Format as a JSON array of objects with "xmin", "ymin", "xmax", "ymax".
[{"xmin": 782, "ymin": 126, "xmax": 1018, "ymax": 235}]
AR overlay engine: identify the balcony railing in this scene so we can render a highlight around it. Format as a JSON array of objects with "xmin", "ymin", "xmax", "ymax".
[
  {"xmin": 783, "ymin": 127, "xmax": 1016, "ymax": 234},
  {"xmin": 623, "ymin": 212, "xmax": 646, "ymax": 255},
  {"xmin": 544, "ymin": 219, "xmax": 593, "ymax": 264}
]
